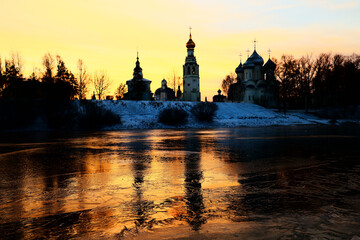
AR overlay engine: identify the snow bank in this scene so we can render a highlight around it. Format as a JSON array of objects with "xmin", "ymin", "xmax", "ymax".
[{"xmin": 97, "ymin": 100, "xmax": 328, "ymax": 130}]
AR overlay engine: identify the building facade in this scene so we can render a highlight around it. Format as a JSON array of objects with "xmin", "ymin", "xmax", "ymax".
[
  {"xmin": 213, "ymin": 89, "xmax": 226, "ymax": 102},
  {"xmin": 228, "ymin": 48, "xmax": 279, "ymax": 108},
  {"xmin": 154, "ymin": 79, "xmax": 176, "ymax": 101},
  {"xmin": 124, "ymin": 54, "xmax": 152, "ymax": 100},
  {"xmin": 182, "ymin": 32, "xmax": 200, "ymax": 101}
]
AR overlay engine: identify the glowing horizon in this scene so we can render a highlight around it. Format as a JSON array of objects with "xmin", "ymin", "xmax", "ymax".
[{"xmin": 1, "ymin": 0, "xmax": 359, "ymax": 100}]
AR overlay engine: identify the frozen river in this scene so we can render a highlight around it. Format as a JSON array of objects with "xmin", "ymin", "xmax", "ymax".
[{"xmin": 1, "ymin": 126, "xmax": 360, "ymax": 239}]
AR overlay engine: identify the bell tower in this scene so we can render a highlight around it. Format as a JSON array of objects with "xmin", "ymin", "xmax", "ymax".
[{"xmin": 183, "ymin": 28, "xmax": 200, "ymax": 101}]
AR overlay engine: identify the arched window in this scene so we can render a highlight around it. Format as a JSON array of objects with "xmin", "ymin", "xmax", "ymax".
[
  {"xmin": 187, "ymin": 67, "xmax": 190, "ymax": 74},
  {"xmin": 192, "ymin": 67, "xmax": 196, "ymax": 74}
]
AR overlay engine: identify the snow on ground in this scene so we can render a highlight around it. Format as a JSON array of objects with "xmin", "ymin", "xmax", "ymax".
[{"xmin": 98, "ymin": 100, "xmax": 331, "ymax": 130}]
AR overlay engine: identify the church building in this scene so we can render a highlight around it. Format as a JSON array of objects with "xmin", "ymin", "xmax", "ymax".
[
  {"xmin": 182, "ymin": 31, "xmax": 200, "ymax": 101},
  {"xmin": 124, "ymin": 54, "xmax": 152, "ymax": 100},
  {"xmin": 154, "ymin": 79, "xmax": 176, "ymax": 101},
  {"xmin": 228, "ymin": 43, "xmax": 279, "ymax": 108}
]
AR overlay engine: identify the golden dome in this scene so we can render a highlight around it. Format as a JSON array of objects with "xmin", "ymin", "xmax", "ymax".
[{"xmin": 186, "ymin": 34, "xmax": 196, "ymax": 49}]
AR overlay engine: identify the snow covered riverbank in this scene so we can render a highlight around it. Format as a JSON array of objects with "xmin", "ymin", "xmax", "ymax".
[{"xmin": 98, "ymin": 100, "xmax": 333, "ymax": 130}]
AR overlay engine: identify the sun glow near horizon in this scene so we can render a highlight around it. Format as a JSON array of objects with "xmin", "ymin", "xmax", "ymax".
[{"xmin": 1, "ymin": 0, "xmax": 359, "ymax": 100}]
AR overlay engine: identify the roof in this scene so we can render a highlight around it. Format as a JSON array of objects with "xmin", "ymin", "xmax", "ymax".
[
  {"xmin": 127, "ymin": 78, "xmax": 152, "ymax": 83},
  {"xmin": 186, "ymin": 34, "xmax": 196, "ymax": 49},
  {"xmin": 243, "ymin": 50, "xmax": 264, "ymax": 68},
  {"xmin": 263, "ymin": 58, "xmax": 276, "ymax": 70},
  {"xmin": 235, "ymin": 62, "xmax": 244, "ymax": 73}
]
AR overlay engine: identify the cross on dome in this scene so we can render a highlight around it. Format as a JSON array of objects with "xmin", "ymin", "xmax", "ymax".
[
  {"xmin": 254, "ymin": 39, "xmax": 257, "ymax": 50},
  {"xmin": 268, "ymin": 49, "xmax": 271, "ymax": 59}
]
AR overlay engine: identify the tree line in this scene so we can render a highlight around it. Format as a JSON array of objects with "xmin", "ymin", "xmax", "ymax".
[
  {"xmin": 221, "ymin": 53, "xmax": 360, "ymax": 111},
  {"xmin": 0, "ymin": 53, "xmax": 123, "ymax": 130},
  {"xmin": 0, "ymin": 53, "xmax": 128, "ymax": 100},
  {"xmin": 276, "ymin": 53, "xmax": 360, "ymax": 111}
]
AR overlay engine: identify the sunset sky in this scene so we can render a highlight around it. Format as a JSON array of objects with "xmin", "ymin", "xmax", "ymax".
[{"xmin": 1, "ymin": 0, "xmax": 359, "ymax": 100}]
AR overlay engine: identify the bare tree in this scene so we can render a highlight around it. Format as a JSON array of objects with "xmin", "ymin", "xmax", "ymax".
[
  {"xmin": 92, "ymin": 71, "xmax": 111, "ymax": 100},
  {"xmin": 276, "ymin": 55, "xmax": 298, "ymax": 113},
  {"xmin": 168, "ymin": 69, "xmax": 181, "ymax": 91},
  {"xmin": 221, "ymin": 73, "xmax": 236, "ymax": 96},
  {"xmin": 115, "ymin": 83, "xmax": 126, "ymax": 100},
  {"xmin": 0, "ymin": 57, "xmax": 4, "ymax": 92},
  {"xmin": 298, "ymin": 55, "xmax": 316, "ymax": 112},
  {"xmin": 77, "ymin": 59, "xmax": 89, "ymax": 100},
  {"xmin": 42, "ymin": 53, "xmax": 55, "ymax": 83},
  {"xmin": 10, "ymin": 53, "xmax": 23, "ymax": 74},
  {"xmin": 312, "ymin": 53, "xmax": 332, "ymax": 107},
  {"xmin": 4, "ymin": 53, "xmax": 23, "ymax": 82}
]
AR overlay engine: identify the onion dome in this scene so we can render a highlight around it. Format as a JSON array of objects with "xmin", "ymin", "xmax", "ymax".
[
  {"xmin": 263, "ymin": 58, "xmax": 276, "ymax": 70},
  {"xmin": 133, "ymin": 55, "xmax": 143, "ymax": 79},
  {"xmin": 235, "ymin": 62, "xmax": 244, "ymax": 73},
  {"xmin": 186, "ymin": 34, "xmax": 196, "ymax": 49},
  {"xmin": 243, "ymin": 50, "xmax": 264, "ymax": 68}
]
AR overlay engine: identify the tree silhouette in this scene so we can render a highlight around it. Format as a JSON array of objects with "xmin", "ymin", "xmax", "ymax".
[
  {"xmin": 0, "ymin": 57, "xmax": 4, "ymax": 94},
  {"xmin": 0, "ymin": 54, "xmax": 23, "ymax": 98},
  {"xmin": 168, "ymin": 69, "xmax": 181, "ymax": 93},
  {"xmin": 54, "ymin": 55, "xmax": 78, "ymax": 100},
  {"xmin": 221, "ymin": 73, "xmax": 236, "ymax": 96},
  {"xmin": 298, "ymin": 55, "xmax": 316, "ymax": 112},
  {"xmin": 77, "ymin": 59, "xmax": 89, "ymax": 100},
  {"xmin": 42, "ymin": 53, "xmax": 55, "ymax": 84},
  {"xmin": 115, "ymin": 83, "xmax": 126, "ymax": 100},
  {"xmin": 276, "ymin": 55, "xmax": 298, "ymax": 112},
  {"xmin": 92, "ymin": 71, "xmax": 111, "ymax": 100}
]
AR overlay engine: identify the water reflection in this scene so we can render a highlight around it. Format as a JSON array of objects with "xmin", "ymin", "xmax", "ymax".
[
  {"xmin": 0, "ymin": 126, "xmax": 360, "ymax": 239},
  {"xmin": 183, "ymin": 133, "xmax": 205, "ymax": 231},
  {"xmin": 129, "ymin": 136, "xmax": 154, "ymax": 228}
]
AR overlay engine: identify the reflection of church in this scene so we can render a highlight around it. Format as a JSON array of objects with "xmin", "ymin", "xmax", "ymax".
[{"xmin": 228, "ymin": 43, "xmax": 279, "ymax": 108}]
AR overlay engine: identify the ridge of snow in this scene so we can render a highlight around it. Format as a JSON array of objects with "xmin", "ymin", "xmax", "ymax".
[{"xmin": 97, "ymin": 100, "xmax": 328, "ymax": 130}]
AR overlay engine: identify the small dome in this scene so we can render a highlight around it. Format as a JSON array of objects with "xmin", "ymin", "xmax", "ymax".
[
  {"xmin": 263, "ymin": 58, "xmax": 276, "ymax": 70},
  {"xmin": 186, "ymin": 34, "xmax": 196, "ymax": 49},
  {"xmin": 243, "ymin": 50, "xmax": 264, "ymax": 68},
  {"xmin": 235, "ymin": 62, "xmax": 244, "ymax": 73}
]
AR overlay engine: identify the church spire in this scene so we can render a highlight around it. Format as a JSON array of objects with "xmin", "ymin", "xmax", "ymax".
[
  {"xmin": 133, "ymin": 52, "xmax": 143, "ymax": 80},
  {"xmin": 186, "ymin": 27, "xmax": 195, "ymax": 49}
]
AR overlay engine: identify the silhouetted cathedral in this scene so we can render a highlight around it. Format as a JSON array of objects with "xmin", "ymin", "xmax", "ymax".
[
  {"xmin": 228, "ymin": 44, "xmax": 279, "ymax": 107},
  {"xmin": 124, "ymin": 53, "xmax": 152, "ymax": 100}
]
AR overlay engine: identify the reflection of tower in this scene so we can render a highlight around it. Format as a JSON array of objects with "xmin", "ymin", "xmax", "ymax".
[
  {"xmin": 129, "ymin": 140, "xmax": 153, "ymax": 227},
  {"xmin": 184, "ymin": 135, "xmax": 205, "ymax": 230},
  {"xmin": 183, "ymin": 28, "xmax": 200, "ymax": 101},
  {"xmin": 132, "ymin": 160, "xmax": 148, "ymax": 226}
]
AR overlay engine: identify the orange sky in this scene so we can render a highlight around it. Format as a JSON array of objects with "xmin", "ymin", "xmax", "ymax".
[{"xmin": 1, "ymin": 0, "xmax": 359, "ymax": 100}]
